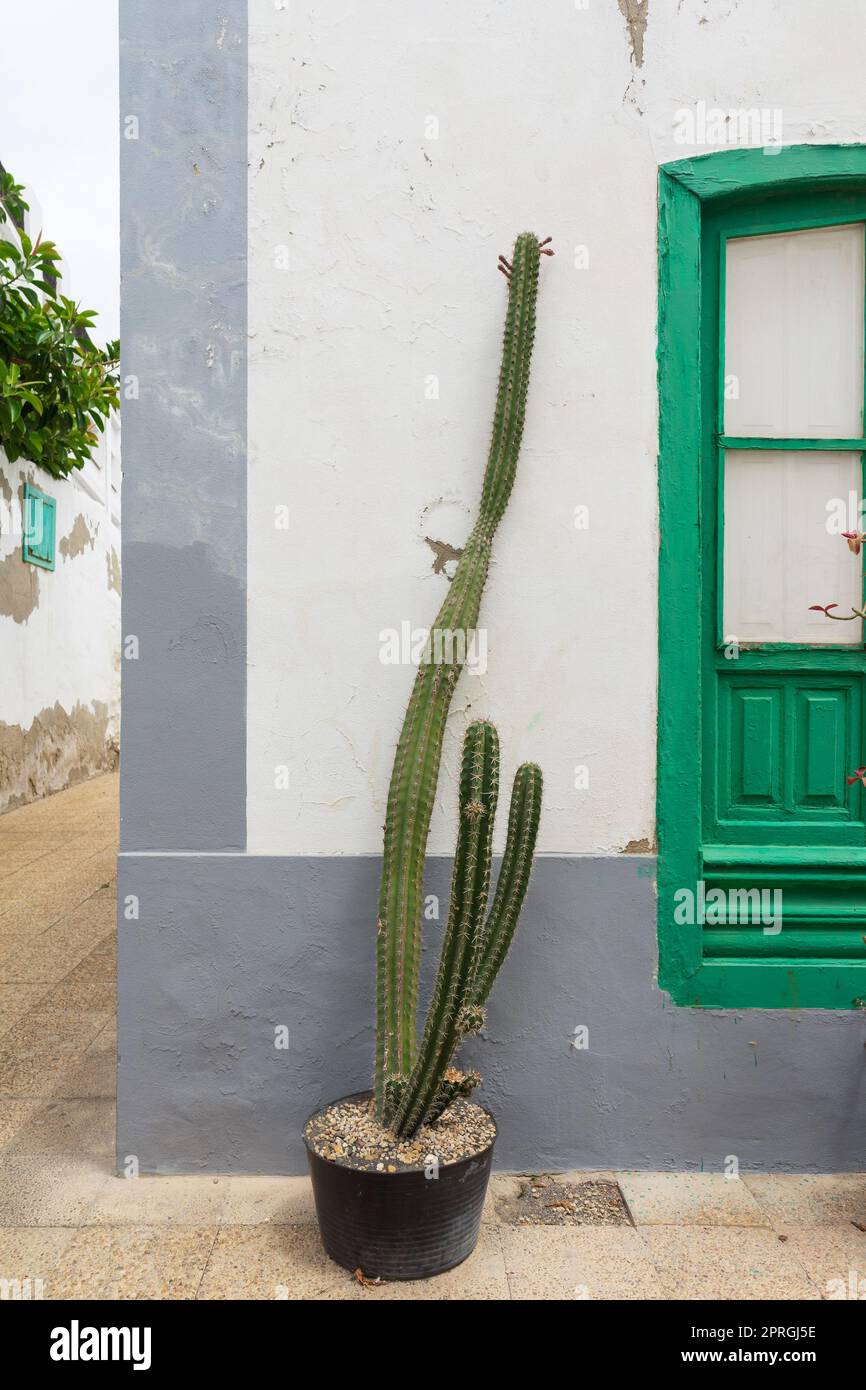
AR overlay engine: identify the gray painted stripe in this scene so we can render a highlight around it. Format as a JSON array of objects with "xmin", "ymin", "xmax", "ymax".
[
  {"xmin": 119, "ymin": 0, "xmax": 247, "ymax": 851},
  {"xmin": 117, "ymin": 854, "xmax": 866, "ymax": 1175}
]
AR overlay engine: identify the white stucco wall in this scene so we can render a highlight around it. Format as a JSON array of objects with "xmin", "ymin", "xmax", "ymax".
[
  {"xmin": 246, "ymin": 0, "xmax": 866, "ymax": 856},
  {"xmin": 0, "ymin": 420, "xmax": 121, "ymax": 812}
]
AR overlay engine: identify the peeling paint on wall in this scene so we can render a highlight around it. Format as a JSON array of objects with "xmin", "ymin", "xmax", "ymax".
[
  {"xmin": 0, "ymin": 700, "xmax": 118, "ymax": 814},
  {"xmin": 0, "ymin": 546, "xmax": 40, "ymax": 623},
  {"xmin": 107, "ymin": 546, "xmax": 121, "ymax": 594},
  {"xmin": 622, "ymin": 836, "xmax": 653, "ymax": 854},
  {"xmin": 424, "ymin": 535, "xmax": 463, "ymax": 577},
  {"xmin": 59, "ymin": 514, "xmax": 96, "ymax": 559},
  {"xmin": 1, "ymin": 443, "xmax": 121, "ymax": 814},
  {"xmin": 618, "ymin": 0, "xmax": 649, "ymax": 67}
]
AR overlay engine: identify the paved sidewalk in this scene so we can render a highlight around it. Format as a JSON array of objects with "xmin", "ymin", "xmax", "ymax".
[{"xmin": 0, "ymin": 775, "xmax": 864, "ymax": 1299}]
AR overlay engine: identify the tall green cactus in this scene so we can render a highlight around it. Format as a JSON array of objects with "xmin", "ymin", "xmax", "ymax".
[
  {"xmin": 374, "ymin": 232, "xmax": 550, "ymax": 1119},
  {"xmin": 391, "ymin": 722, "xmax": 543, "ymax": 1137}
]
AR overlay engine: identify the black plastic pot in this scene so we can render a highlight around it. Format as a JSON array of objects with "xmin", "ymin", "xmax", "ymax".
[{"xmin": 304, "ymin": 1091, "xmax": 496, "ymax": 1281}]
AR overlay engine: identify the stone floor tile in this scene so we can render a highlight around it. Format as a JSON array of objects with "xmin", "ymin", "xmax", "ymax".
[
  {"xmin": 0, "ymin": 934, "xmax": 97, "ymax": 987},
  {"xmin": 0, "ymin": 1051, "xmax": 78, "ymax": 1099},
  {"xmin": 51, "ymin": 1050, "xmax": 115, "ymax": 1100},
  {"xmin": 196, "ymin": 1223, "xmax": 347, "ymax": 1300},
  {"xmin": 0, "ymin": 985, "xmax": 50, "ymax": 1040},
  {"xmin": 0, "ymin": 855, "xmax": 116, "ymax": 932},
  {"xmin": 641, "ymin": 1226, "xmax": 820, "ymax": 1300},
  {"xmin": 0, "ymin": 907, "xmax": 60, "ymax": 944},
  {"xmin": 0, "ymin": 1100, "xmax": 38, "ymax": 1149},
  {"xmin": 482, "ymin": 1171, "xmax": 523, "ymax": 1222},
  {"xmin": 59, "ymin": 938, "xmax": 116, "ymax": 986},
  {"xmin": 0, "ymin": 841, "xmax": 73, "ymax": 875},
  {"xmin": 40, "ymin": 907, "xmax": 114, "ymax": 956},
  {"xmin": 0, "ymin": 1155, "xmax": 111, "ymax": 1226},
  {"xmin": 82, "ymin": 1173, "xmax": 227, "ymax": 1227},
  {"xmin": 501, "ymin": 1225, "xmax": 664, "ymax": 1299},
  {"xmin": 35, "ymin": 978, "xmax": 116, "ymax": 1013},
  {"xmin": 84, "ymin": 1021, "xmax": 116, "ymax": 1057},
  {"xmin": 774, "ymin": 1224, "xmax": 866, "ymax": 1299},
  {"xmin": 5, "ymin": 1099, "xmax": 115, "ymax": 1163},
  {"xmin": 619, "ymin": 1172, "xmax": 770, "ymax": 1227},
  {"xmin": 6, "ymin": 1010, "xmax": 111, "ymax": 1058},
  {"xmin": 742, "ymin": 1174, "xmax": 866, "ymax": 1227},
  {"xmin": 0, "ymin": 1225, "xmax": 77, "ymax": 1293},
  {"xmin": 216, "ymin": 1175, "xmax": 318, "ymax": 1226},
  {"xmin": 48, "ymin": 1224, "xmax": 216, "ymax": 1300},
  {"xmin": 0, "ymin": 921, "xmax": 52, "ymax": 960}
]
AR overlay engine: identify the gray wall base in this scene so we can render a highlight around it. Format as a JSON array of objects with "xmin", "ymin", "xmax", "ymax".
[{"xmin": 116, "ymin": 854, "xmax": 866, "ymax": 1175}]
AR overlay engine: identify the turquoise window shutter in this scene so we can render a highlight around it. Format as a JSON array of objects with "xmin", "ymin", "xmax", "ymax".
[{"xmin": 22, "ymin": 482, "xmax": 56, "ymax": 571}]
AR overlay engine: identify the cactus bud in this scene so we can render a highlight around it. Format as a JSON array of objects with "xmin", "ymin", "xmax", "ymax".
[{"xmin": 457, "ymin": 1003, "xmax": 486, "ymax": 1036}]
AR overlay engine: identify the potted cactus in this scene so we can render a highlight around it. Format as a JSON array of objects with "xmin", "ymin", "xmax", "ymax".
[{"xmin": 304, "ymin": 232, "xmax": 551, "ymax": 1280}]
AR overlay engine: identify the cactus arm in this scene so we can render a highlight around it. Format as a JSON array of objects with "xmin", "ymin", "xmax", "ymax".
[
  {"xmin": 471, "ymin": 762, "xmax": 543, "ymax": 1007},
  {"xmin": 480, "ymin": 234, "xmax": 542, "ymax": 532},
  {"xmin": 394, "ymin": 755, "xmax": 542, "ymax": 1139},
  {"xmin": 422, "ymin": 1067, "xmax": 482, "ymax": 1126},
  {"xmin": 391, "ymin": 721, "xmax": 499, "ymax": 1136},
  {"xmin": 374, "ymin": 232, "xmax": 546, "ymax": 1114},
  {"xmin": 376, "ymin": 663, "xmax": 458, "ymax": 1107}
]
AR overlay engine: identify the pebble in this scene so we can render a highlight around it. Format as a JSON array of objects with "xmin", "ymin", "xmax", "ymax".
[
  {"xmin": 305, "ymin": 1094, "xmax": 496, "ymax": 1173},
  {"xmin": 498, "ymin": 1175, "xmax": 632, "ymax": 1227}
]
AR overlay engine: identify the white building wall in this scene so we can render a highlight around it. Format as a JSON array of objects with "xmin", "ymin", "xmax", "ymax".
[
  {"xmin": 0, "ymin": 174, "xmax": 120, "ymax": 813},
  {"xmin": 0, "ymin": 419, "xmax": 121, "ymax": 812},
  {"xmin": 246, "ymin": 0, "xmax": 866, "ymax": 856}
]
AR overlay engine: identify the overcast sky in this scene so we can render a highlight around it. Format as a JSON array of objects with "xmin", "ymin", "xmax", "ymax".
[{"xmin": 0, "ymin": 0, "xmax": 119, "ymax": 345}]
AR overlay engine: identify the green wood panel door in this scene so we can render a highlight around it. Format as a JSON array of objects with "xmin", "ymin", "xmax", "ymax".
[
  {"xmin": 716, "ymin": 674, "xmax": 863, "ymax": 834},
  {"xmin": 658, "ymin": 147, "xmax": 866, "ymax": 1009}
]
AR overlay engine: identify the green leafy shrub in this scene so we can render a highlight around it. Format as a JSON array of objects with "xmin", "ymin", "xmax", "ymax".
[{"xmin": 0, "ymin": 169, "xmax": 119, "ymax": 479}]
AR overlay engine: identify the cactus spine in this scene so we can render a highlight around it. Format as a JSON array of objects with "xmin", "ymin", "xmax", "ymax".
[
  {"xmin": 392, "ymin": 724, "xmax": 542, "ymax": 1137},
  {"xmin": 374, "ymin": 232, "xmax": 549, "ymax": 1122}
]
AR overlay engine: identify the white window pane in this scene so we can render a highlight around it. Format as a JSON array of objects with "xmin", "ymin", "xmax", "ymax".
[
  {"xmin": 723, "ymin": 450, "xmax": 863, "ymax": 644},
  {"xmin": 725, "ymin": 224, "xmax": 865, "ymax": 439}
]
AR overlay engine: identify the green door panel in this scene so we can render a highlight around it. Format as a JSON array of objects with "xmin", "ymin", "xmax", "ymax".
[
  {"xmin": 721, "ymin": 681, "xmax": 784, "ymax": 813},
  {"xmin": 716, "ymin": 673, "xmax": 863, "ymax": 834},
  {"xmin": 793, "ymin": 686, "xmax": 855, "ymax": 811},
  {"xmin": 658, "ymin": 145, "xmax": 866, "ymax": 1009}
]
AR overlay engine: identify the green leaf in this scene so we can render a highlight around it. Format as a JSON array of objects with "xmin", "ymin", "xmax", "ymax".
[{"xmin": 0, "ymin": 162, "xmax": 115, "ymax": 479}]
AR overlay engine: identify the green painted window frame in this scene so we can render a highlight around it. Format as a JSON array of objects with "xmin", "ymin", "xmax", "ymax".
[
  {"xmin": 657, "ymin": 144, "xmax": 866, "ymax": 1010},
  {"xmin": 22, "ymin": 481, "xmax": 56, "ymax": 571}
]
